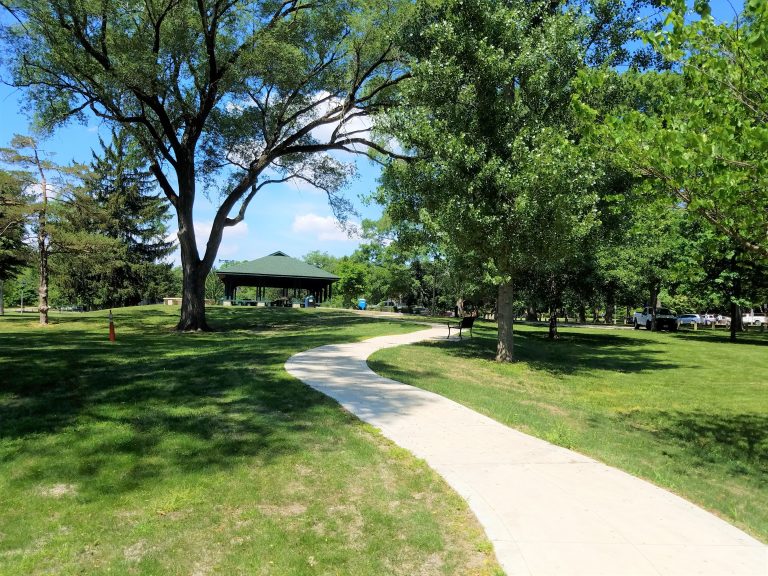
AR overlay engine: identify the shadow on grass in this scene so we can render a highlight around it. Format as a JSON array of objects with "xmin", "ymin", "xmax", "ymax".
[
  {"xmin": 415, "ymin": 322, "xmax": 678, "ymax": 375},
  {"xmin": 620, "ymin": 409, "xmax": 768, "ymax": 475},
  {"xmin": 672, "ymin": 329, "xmax": 768, "ymax": 347},
  {"xmin": 0, "ymin": 307, "xmax": 423, "ymax": 495}
]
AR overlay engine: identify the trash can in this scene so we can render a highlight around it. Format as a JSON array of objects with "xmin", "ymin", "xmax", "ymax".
[
  {"xmin": 357, "ymin": 298, "xmax": 367, "ymax": 310},
  {"xmin": 304, "ymin": 295, "xmax": 315, "ymax": 308}
]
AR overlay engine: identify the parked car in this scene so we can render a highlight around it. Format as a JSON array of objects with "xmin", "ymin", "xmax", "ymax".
[
  {"xmin": 633, "ymin": 307, "xmax": 678, "ymax": 331},
  {"xmin": 701, "ymin": 313, "xmax": 731, "ymax": 327},
  {"xmin": 377, "ymin": 300, "xmax": 409, "ymax": 313},
  {"xmin": 677, "ymin": 313, "xmax": 702, "ymax": 326},
  {"xmin": 742, "ymin": 311, "xmax": 767, "ymax": 326}
]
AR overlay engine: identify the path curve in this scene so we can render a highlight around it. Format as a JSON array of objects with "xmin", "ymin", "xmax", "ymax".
[{"xmin": 285, "ymin": 326, "xmax": 766, "ymax": 575}]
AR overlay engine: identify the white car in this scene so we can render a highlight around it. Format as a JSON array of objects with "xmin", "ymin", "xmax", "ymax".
[{"xmin": 742, "ymin": 311, "xmax": 767, "ymax": 326}]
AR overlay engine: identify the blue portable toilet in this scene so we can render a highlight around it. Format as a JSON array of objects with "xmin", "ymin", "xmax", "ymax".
[
  {"xmin": 357, "ymin": 298, "xmax": 367, "ymax": 310},
  {"xmin": 304, "ymin": 295, "xmax": 315, "ymax": 308}
]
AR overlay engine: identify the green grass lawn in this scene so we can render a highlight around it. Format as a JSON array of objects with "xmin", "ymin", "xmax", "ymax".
[
  {"xmin": 0, "ymin": 306, "xmax": 502, "ymax": 576},
  {"xmin": 369, "ymin": 321, "xmax": 768, "ymax": 542}
]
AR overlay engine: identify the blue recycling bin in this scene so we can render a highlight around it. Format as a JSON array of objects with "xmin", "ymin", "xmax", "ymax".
[
  {"xmin": 304, "ymin": 295, "xmax": 315, "ymax": 308},
  {"xmin": 357, "ymin": 298, "xmax": 367, "ymax": 310}
]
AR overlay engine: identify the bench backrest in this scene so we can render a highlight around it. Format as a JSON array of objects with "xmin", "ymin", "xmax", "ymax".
[{"xmin": 460, "ymin": 316, "xmax": 476, "ymax": 328}]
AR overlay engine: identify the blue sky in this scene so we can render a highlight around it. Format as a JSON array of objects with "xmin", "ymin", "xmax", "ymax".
[{"xmin": 0, "ymin": 0, "xmax": 743, "ymax": 267}]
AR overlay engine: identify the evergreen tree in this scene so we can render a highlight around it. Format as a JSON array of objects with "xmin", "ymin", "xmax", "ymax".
[
  {"xmin": 0, "ymin": 169, "xmax": 34, "ymax": 314},
  {"xmin": 54, "ymin": 132, "xmax": 175, "ymax": 308}
]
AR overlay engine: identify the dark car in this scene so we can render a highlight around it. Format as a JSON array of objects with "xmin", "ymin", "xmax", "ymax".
[{"xmin": 653, "ymin": 308, "xmax": 679, "ymax": 331}]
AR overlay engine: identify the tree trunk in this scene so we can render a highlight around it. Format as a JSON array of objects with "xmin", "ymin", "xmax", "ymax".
[
  {"xmin": 649, "ymin": 284, "xmax": 659, "ymax": 331},
  {"xmin": 605, "ymin": 292, "xmax": 615, "ymax": 325},
  {"xmin": 578, "ymin": 303, "xmax": 586, "ymax": 323},
  {"xmin": 496, "ymin": 281, "xmax": 514, "ymax": 362},
  {"xmin": 525, "ymin": 304, "xmax": 538, "ymax": 322},
  {"xmin": 548, "ymin": 308, "xmax": 558, "ymax": 339},
  {"xmin": 0, "ymin": 280, "xmax": 4, "ymax": 316},
  {"xmin": 175, "ymin": 172, "xmax": 213, "ymax": 331},
  {"xmin": 38, "ymin": 181, "xmax": 49, "ymax": 326},
  {"xmin": 729, "ymin": 301, "xmax": 741, "ymax": 342}
]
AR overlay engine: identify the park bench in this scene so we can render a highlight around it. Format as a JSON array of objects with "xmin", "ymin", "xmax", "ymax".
[{"xmin": 447, "ymin": 316, "xmax": 475, "ymax": 339}]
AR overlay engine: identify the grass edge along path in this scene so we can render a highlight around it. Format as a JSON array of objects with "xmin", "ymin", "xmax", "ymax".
[
  {"xmin": 0, "ymin": 306, "xmax": 503, "ymax": 576},
  {"xmin": 368, "ymin": 321, "xmax": 768, "ymax": 543}
]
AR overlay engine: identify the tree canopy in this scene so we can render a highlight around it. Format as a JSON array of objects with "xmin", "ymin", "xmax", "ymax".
[
  {"xmin": 378, "ymin": 0, "xmax": 652, "ymax": 360},
  {"xmin": 1, "ymin": 0, "xmax": 411, "ymax": 329},
  {"xmin": 577, "ymin": 0, "xmax": 768, "ymax": 261}
]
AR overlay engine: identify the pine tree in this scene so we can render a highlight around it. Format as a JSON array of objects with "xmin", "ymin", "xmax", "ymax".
[
  {"xmin": 0, "ymin": 169, "xmax": 34, "ymax": 315},
  {"xmin": 55, "ymin": 131, "xmax": 175, "ymax": 309}
]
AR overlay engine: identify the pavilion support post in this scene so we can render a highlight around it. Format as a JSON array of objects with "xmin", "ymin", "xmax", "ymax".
[{"xmin": 328, "ymin": 284, "xmax": 332, "ymax": 299}]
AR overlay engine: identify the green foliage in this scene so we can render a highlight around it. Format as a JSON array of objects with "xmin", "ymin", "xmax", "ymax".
[
  {"xmin": 205, "ymin": 269, "xmax": 225, "ymax": 301},
  {"xmin": 379, "ymin": 0, "xmax": 648, "ymax": 355},
  {"xmin": 334, "ymin": 258, "xmax": 367, "ymax": 306},
  {"xmin": 302, "ymin": 250, "xmax": 340, "ymax": 275},
  {"xmin": 52, "ymin": 132, "xmax": 175, "ymax": 309},
  {"xmin": 0, "ymin": 169, "xmax": 33, "ymax": 283},
  {"xmin": 582, "ymin": 3, "xmax": 768, "ymax": 260}
]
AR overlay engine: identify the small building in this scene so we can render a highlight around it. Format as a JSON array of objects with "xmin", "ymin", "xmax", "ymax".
[{"xmin": 216, "ymin": 251, "xmax": 339, "ymax": 305}]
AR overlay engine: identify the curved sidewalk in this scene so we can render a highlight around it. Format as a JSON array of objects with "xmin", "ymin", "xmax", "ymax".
[{"xmin": 285, "ymin": 327, "xmax": 767, "ymax": 575}]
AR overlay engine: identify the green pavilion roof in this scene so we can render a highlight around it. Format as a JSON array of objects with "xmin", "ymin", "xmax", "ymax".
[{"xmin": 219, "ymin": 251, "xmax": 339, "ymax": 280}]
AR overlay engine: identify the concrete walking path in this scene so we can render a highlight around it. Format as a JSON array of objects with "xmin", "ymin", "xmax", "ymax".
[{"xmin": 285, "ymin": 326, "xmax": 767, "ymax": 575}]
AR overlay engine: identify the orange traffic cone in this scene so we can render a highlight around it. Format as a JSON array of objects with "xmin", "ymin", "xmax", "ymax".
[{"xmin": 109, "ymin": 309, "xmax": 116, "ymax": 342}]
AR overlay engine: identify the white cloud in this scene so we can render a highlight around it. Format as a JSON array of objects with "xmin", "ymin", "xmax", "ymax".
[{"xmin": 291, "ymin": 213, "xmax": 358, "ymax": 242}]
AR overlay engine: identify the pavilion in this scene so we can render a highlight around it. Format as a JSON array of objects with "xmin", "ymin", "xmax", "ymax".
[{"xmin": 216, "ymin": 251, "xmax": 339, "ymax": 304}]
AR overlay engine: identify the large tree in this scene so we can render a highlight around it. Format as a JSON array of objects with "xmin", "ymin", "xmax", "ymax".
[
  {"xmin": 1, "ymin": 0, "xmax": 409, "ymax": 330},
  {"xmin": 379, "ymin": 0, "xmax": 649, "ymax": 361},
  {"xmin": 0, "ymin": 135, "xmax": 59, "ymax": 324}
]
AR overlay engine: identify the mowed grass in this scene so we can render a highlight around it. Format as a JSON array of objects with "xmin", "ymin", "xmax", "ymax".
[
  {"xmin": 0, "ymin": 306, "xmax": 502, "ymax": 576},
  {"xmin": 369, "ymin": 322, "xmax": 768, "ymax": 542}
]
